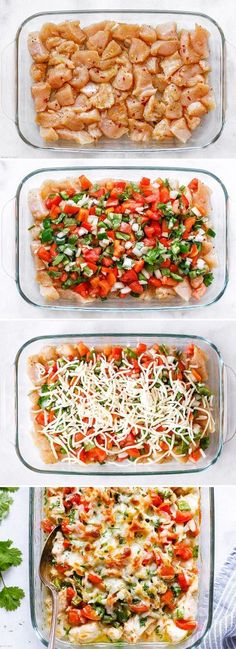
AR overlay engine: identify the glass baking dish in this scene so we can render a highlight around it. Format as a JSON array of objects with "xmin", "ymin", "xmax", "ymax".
[
  {"xmin": 29, "ymin": 486, "xmax": 215, "ymax": 649},
  {"xmin": 14, "ymin": 165, "xmax": 228, "ymax": 312},
  {"xmin": 15, "ymin": 332, "xmax": 229, "ymax": 475},
  {"xmin": 15, "ymin": 10, "xmax": 225, "ymax": 152}
]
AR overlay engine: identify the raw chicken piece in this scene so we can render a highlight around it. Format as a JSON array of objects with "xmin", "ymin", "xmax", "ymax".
[
  {"xmin": 89, "ymin": 66, "xmax": 117, "ymax": 83},
  {"xmin": 40, "ymin": 285, "xmax": 60, "ymax": 300},
  {"xmin": 152, "ymin": 118, "xmax": 172, "ymax": 140},
  {"xmin": 44, "ymin": 36, "xmax": 63, "ymax": 50},
  {"xmin": 165, "ymin": 101, "xmax": 183, "ymax": 119},
  {"xmin": 40, "ymin": 126, "xmax": 59, "ymax": 141},
  {"xmin": 84, "ymin": 21, "xmax": 114, "ymax": 37},
  {"xmin": 154, "ymin": 74, "xmax": 168, "ymax": 92},
  {"xmin": 126, "ymin": 96, "xmax": 144, "ymax": 119},
  {"xmin": 143, "ymin": 95, "xmax": 165, "ymax": 122},
  {"xmin": 169, "ymin": 117, "xmax": 192, "ymax": 143},
  {"xmin": 30, "ymin": 63, "xmax": 46, "ymax": 82},
  {"xmin": 108, "ymin": 101, "xmax": 128, "ymax": 126},
  {"xmin": 47, "ymin": 98, "xmax": 61, "ymax": 111},
  {"xmin": 28, "ymin": 189, "xmax": 49, "ymax": 218},
  {"xmin": 36, "ymin": 111, "xmax": 61, "ymax": 128},
  {"xmin": 78, "ymin": 109, "xmax": 100, "ymax": 124},
  {"xmin": 31, "ymin": 82, "xmax": 51, "ymax": 112},
  {"xmin": 56, "ymin": 40, "xmax": 78, "ymax": 56},
  {"xmin": 201, "ymin": 90, "xmax": 216, "ymax": 111},
  {"xmin": 46, "ymin": 65, "xmax": 73, "ymax": 89},
  {"xmin": 88, "ymin": 123, "xmax": 102, "ymax": 140},
  {"xmin": 146, "ymin": 57, "xmax": 159, "ymax": 74},
  {"xmin": 171, "ymin": 64, "xmax": 203, "ymax": 87},
  {"xmin": 181, "ymin": 83, "xmax": 209, "ymax": 106},
  {"xmin": 139, "ymin": 25, "xmax": 157, "ymax": 44},
  {"xmin": 102, "ymin": 40, "xmax": 122, "ymax": 60},
  {"xmin": 48, "ymin": 51, "xmax": 75, "ymax": 69},
  {"xmin": 192, "ymin": 284, "xmax": 207, "ymax": 300},
  {"xmin": 186, "ymin": 101, "xmax": 207, "ymax": 117},
  {"xmin": 56, "ymin": 109, "xmax": 84, "ymax": 130},
  {"xmin": 55, "ymin": 83, "xmax": 74, "ymax": 106},
  {"xmin": 190, "ymin": 275, "xmax": 204, "ymax": 289},
  {"xmin": 190, "ymin": 24, "xmax": 209, "ymax": 57},
  {"xmin": 99, "ymin": 118, "xmax": 128, "ymax": 139},
  {"xmin": 160, "ymin": 52, "xmax": 182, "ymax": 78},
  {"xmin": 27, "ymin": 32, "xmax": 49, "ymax": 63},
  {"xmin": 180, "ymin": 30, "xmax": 201, "ymax": 64},
  {"xmin": 129, "ymin": 119, "xmax": 152, "ymax": 142},
  {"xmin": 57, "ymin": 21, "xmax": 86, "ymax": 44},
  {"xmin": 70, "ymin": 66, "xmax": 89, "ymax": 90},
  {"xmin": 133, "ymin": 66, "xmax": 156, "ymax": 101},
  {"xmin": 112, "ymin": 23, "xmax": 140, "ymax": 40},
  {"xmin": 129, "ymin": 38, "xmax": 150, "ymax": 63},
  {"xmin": 174, "ymin": 278, "xmax": 192, "ymax": 301},
  {"xmin": 163, "ymin": 83, "xmax": 181, "ymax": 103},
  {"xmin": 74, "ymin": 94, "xmax": 92, "ymax": 111},
  {"xmin": 98, "ymin": 58, "xmax": 117, "ymax": 71},
  {"xmin": 191, "ymin": 180, "xmax": 211, "ymax": 215},
  {"xmin": 87, "ymin": 30, "xmax": 110, "ymax": 55},
  {"xmin": 72, "ymin": 49, "xmax": 100, "ymax": 68},
  {"xmin": 185, "ymin": 114, "xmax": 201, "ymax": 131},
  {"xmin": 151, "ymin": 40, "xmax": 179, "ymax": 56},
  {"xmin": 81, "ymin": 82, "xmax": 98, "ymax": 97},
  {"xmin": 113, "ymin": 67, "xmax": 133, "ymax": 91},
  {"xmin": 39, "ymin": 23, "xmax": 59, "ymax": 42},
  {"xmin": 92, "ymin": 83, "xmax": 115, "ymax": 110},
  {"xmin": 56, "ymin": 129, "xmax": 94, "ymax": 144},
  {"xmin": 156, "ymin": 22, "xmax": 178, "ymax": 40}
]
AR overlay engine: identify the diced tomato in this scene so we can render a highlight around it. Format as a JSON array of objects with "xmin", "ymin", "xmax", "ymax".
[
  {"xmin": 184, "ymin": 216, "xmax": 196, "ymax": 232},
  {"xmin": 130, "ymin": 604, "xmax": 150, "ymax": 614},
  {"xmin": 79, "ymin": 175, "xmax": 92, "ymax": 190},
  {"xmin": 188, "ymin": 178, "xmax": 199, "ymax": 192},
  {"xmin": 144, "ymin": 225, "xmax": 155, "ymax": 239},
  {"xmin": 122, "ymin": 269, "xmax": 138, "ymax": 285},
  {"xmin": 98, "ymin": 278, "xmax": 111, "ymax": 298},
  {"xmin": 158, "ymin": 502, "xmax": 171, "ymax": 514},
  {"xmin": 45, "ymin": 194, "xmax": 61, "ymax": 209},
  {"xmin": 148, "ymin": 276, "xmax": 162, "ymax": 288},
  {"xmin": 102, "ymin": 257, "xmax": 113, "ymax": 267},
  {"xmin": 129, "ymin": 281, "xmax": 144, "ymax": 295},
  {"xmin": 151, "ymin": 494, "xmax": 163, "ymax": 508},
  {"xmin": 143, "ymin": 237, "xmax": 156, "ymax": 248},
  {"xmin": 161, "ymin": 589, "xmax": 175, "ymax": 609},
  {"xmin": 181, "ymin": 194, "xmax": 189, "ymax": 208},
  {"xmin": 41, "ymin": 518, "xmax": 54, "ymax": 533},
  {"xmin": 88, "ymin": 573, "xmax": 103, "ymax": 585},
  {"xmin": 61, "ymin": 518, "xmax": 71, "ymax": 534},
  {"xmin": 73, "ymin": 282, "xmax": 90, "ymax": 298},
  {"xmin": 178, "ymin": 572, "xmax": 190, "ymax": 592},
  {"xmin": 35, "ymin": 412, "xmax": 46, "ymax": 426},
  {"xmin": 77, "ymin": 342, "xmax": 89, "ymax": 356},
  {"xmin": 159, "ymin": 187, "xmax": 170, "ymax": 203},
  {"xmin": 159, "ymin": 565, "xmax": 175, "ymax": 580},
  {"xmin": 159, "ymin": 237, "xmax": 170, "ymax": 248},
  {"xmin": 161, "ymin": 276, "xmax": 178, "ymax": 287},
  {"xmin": 159, "ymin": 440, "xmax": 169, "ymax": 451},
  {"xmin": 56, "ymin": 563, "xmax": 70, "ymax": 573},
  {"xmin": 190, "ymin": 448, "xmax": 202, "ymax": 462},
  {"xmin": 128, "ymin": 447, "xmax": 140, "ymax": 458},
  {"xmin": 82, "ymin": 605, "xmax": 101, "ymax": 621},
  {"xmin": 175, "ymin": 511, "xmax": 193, "ymax": 524},
  {"xmin": 175, "ymin": 620, "xmax": 197, "ymax": 632},
  {"xmin": 160, "ymin": 259, "xmax": 171, "ymax": 268},
  {"xmin": 174, "ymin": 542, "xmax": 193, "ymax": 561},
  {"xmin": 136, "ymin": 342, "xmax": 147, "ymax": 355},
  {"xmin": 83, "ymin": 247, "xmax": 101, "ymax": 263},
  {"xmin": 37, "ymin": 246, "xmax": 51, "ymax": 263},
  {"xmin": 68, "ymin": 609, "xmax": 85, "ymax": 626},
  {"xmin": 66, "ymin": 587, "xmax": 76, "ymax": 603},
  {"xmin": 63, "ymin": 203, "xmax": 79, "ymax": 215},
  {"xmin": 140, "ymin": 177, "xmax": 151, "ymax": 186}
]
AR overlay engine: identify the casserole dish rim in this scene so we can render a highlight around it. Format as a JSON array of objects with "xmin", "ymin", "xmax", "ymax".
[
  {"xmin": 15, "ymin": 9, "xmax": 225, "ymax": 152},
  {"xmin": 28, "ymin": 485, "xmax": 215, "ymax": 649},
  {"xmin": 15, "ymin": 332, "xmax": 224, "ymax": 475},
  {"xmin": 15, "ymin": 165, "xmax": 229, "ymax": 312}
]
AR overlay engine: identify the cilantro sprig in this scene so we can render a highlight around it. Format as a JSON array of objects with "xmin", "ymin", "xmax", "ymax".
[
  {"xmin": 0, "ymin": 488, "xmax": 19, "ymax": 523},
  {"xmin": 0, "ymin": 489, "xmax": 25, "ymax": 612}
]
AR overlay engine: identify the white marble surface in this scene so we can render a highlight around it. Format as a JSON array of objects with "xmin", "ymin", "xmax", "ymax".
[
  {"xmin": 0, "ymin": 156, "xmax": 235, "ymax": 321},
  {"xmin": 0, "ymin": 0, "xmax": 236, "ymax": 159},
  {"xmin": 0, "ymin": 317, "xmax": 236, "ymax": 486},
  {"xmin": 0, "ymin": 487, "xmax": 235, "ymax": 649}
]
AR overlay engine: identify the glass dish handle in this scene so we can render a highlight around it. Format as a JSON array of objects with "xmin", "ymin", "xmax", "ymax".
[
  {"xmin": 223, "ymin": 363, "xmax": 236, "ymax": 445},
  {"xmin": 1, "ymin": 197, "xmax": 16, "ymax": 279},
  {"xmin": 1, "ymin": 40, "xmax": 16, "ymax": 122}
]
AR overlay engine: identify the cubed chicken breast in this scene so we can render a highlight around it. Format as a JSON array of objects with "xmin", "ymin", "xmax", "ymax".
[
  {"xmin": 31, "ymin": 82, "xmax": 51, "ymax": 112},
  {"xmin": 129, "ymin": 38, "xmax": 150, "ymax": 63},
  {"xmin": 99, "ymin": 118, "xmax": 128, "ymax": 139},
  {"xmin": 169, "ymin": 117, "xmax": 192, "ymax": 143},
  {"xmin": 28, "ymin": 32, "xmax": 49, "ymax": 62}
]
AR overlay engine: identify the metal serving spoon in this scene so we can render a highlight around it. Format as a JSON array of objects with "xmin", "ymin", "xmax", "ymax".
[{"xmin": 39, "ymin": 524, "xmax": 61, "ymax": 649}]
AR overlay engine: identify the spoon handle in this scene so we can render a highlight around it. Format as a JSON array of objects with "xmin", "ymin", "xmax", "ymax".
[{"xmin": 48, "ymin": 590, "xmax": 58, "ymax": 649}]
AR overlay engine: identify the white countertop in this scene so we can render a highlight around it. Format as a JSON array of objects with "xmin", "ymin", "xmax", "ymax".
[
  {"xmin": 0, "ymin": 0, "xmax": 236, "ymax": 159},
  {"xmin": 0, "ymin": 487, "xmax": 235, "ymax": 649}
]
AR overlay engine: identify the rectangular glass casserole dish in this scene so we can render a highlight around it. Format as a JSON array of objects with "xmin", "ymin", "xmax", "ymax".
[
  {"xmin": 29, "ymin": 486, "xmax": 214, "ymax": 649},
  {"xmin": 16, "ymin": 10, "xmax": 225, "ymax": 152},
  {"xmin": 15, "ymin": 333, "xmax": 226, "ymax": 475},
  {"xmin": 14, "ymin": 166, "xmax": 228, "ymax": 311}
]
